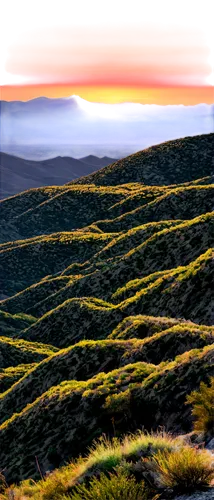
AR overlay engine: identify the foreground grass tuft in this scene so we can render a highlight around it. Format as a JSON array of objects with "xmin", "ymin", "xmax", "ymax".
[
  {"xmin": 3, "ymin": 432, "xmax": 214, "ymax": 499},
  {"xmin": 67, "ymin": 468, "xmax": 147, "ymax": 500},
  {"xmin": 152, "ymin": 446, "xmax": 214, "ymax": 492}
]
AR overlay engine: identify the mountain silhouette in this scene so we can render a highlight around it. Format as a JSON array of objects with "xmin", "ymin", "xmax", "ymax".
[{"xmin": 0, "ymin": 152, "xmax": 117, "ymax": 199}]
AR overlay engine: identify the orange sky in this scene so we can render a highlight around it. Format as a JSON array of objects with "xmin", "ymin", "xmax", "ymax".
[{"xmin": 1, "ymin": 0, "xmax": 214, "ymax": 104}]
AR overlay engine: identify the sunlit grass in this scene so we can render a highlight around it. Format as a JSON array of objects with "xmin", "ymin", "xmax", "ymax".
[
  {"xmin": 4, "ymin": 431, "xmax": 214, "ymax": 499},
  {"xmin": 152, "ymin": 446, "xmax": 214, "ymax": 492},
  {"xmin": 187, "ymin": 377, "xmax": 214, "ymax": 435}
]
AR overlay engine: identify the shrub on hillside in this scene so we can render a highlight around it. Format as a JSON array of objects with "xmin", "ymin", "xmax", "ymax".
[
  {"xmin": 67, "ymin": 468, "xmax": 147, "ymax": 500},
  {"xmin": 186, "ymin": 377, "xmax": 214, "ymax": 435},
  {"xmin": 152, "ymin": 446, "xmax": 214, "ymax": 492}
]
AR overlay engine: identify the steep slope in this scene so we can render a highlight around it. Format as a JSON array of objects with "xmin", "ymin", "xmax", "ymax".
[
  {"xmin": 1, "ymin": 182, "xmax": 213, "ymax": 245},
  {"xmin": 0, "ymin": 185, "xmax": 130, "ymax": 241},
  {"xmin": 0, "ymin": 310, "xmax": 35, "ymax": 334},
  {"xmin": 0, "ymin": 336, "xmax": 57, "ymax": 369},
  {"xmin": 0, "ymin": 346, "xmax": 213, "ymax": 482},
  {"xmin": 0, "ymin": 276, "xmax": 72, "ymax": 316},
  {"xmin": 0, "ymin": 186, "xmax": 69, "ymax": 221},
  {"xmin": 72, "ymin": 133, "xmax": 214, "ymax": 186},
  {"xmin": 0, "ymin": 326, "xmax": 213, "ymax": 426},
  {"xmin": 29, "ymin": 213, "xmax": 214, "ymax": 317},
  {"xmin": 63, "ymin": 219, "xmax": 182, "ymax": 269},
  {"xmin": 0, "ymin": 364, "xmax": 35, "ymax": 393},
  {"xmin": 0, "ymin": 219, "xmax": 187, "ymax": 308},
  {"xmin": 16, "ymin": 248, "xmax": 213, "ymax": 348},
  {"xmin": 95, "ymin": 185, "xmax": 214, "ymax": 232},
  {"xmin": 0, "ymin": 133, "xmax": 213, "ymax": 486},
  {"xmin": 1, "ymin": 134, "xmax": 214, "ymax": 241},
  {"xmin": 106, "ymin": 181, "xmax": 214, "ymax": 218},
  {"xmin": 1, "ymin": 212, "xmax": 213, "ymax": 319},
  {"xmin": 109, "ymin": 314, "xmax": 214, "ymax": 340},
  {"xmin": 0, "ymin": 231, "xmax": 113, "ymax": 296}
]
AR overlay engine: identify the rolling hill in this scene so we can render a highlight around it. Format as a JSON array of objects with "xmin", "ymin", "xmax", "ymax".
[
  {"xmin": 72, "ymin": 133, "xmax": 214, "ymax": 186},
  {"xmin": 0, "ymin": 133, "xmax": 213, "ymax": 491}
]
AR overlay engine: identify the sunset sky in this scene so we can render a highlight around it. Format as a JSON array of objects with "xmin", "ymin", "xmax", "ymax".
[{"xmin": 0, "ymin": 0, "xmax": 214, "ymax": 104}]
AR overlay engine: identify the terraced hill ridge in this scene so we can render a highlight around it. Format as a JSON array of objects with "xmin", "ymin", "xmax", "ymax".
[{"xmin": 0, "ymin": 133, "xmax": 213, "ymax": 489}]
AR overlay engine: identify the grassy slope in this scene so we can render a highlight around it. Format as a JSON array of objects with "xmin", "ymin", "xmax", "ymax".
[
  {"xmin": 109, "ymin": 314, "xmax": 214, "ymax": 339},
  {"xmin": 0, "ymin": 231, "xmax": 113, "ymax": 295},
  {"xmin": 72, "ymin": 133, "xmax": 214, "ymax": 186},
  {"xmin": 15, "ymin": 248, "xmax": 213, "ymax": 349},
  {"xmin": 0, "ymin": 219, "xmax": 182, "ymax": 315},
  {"xmin": 0, "ymin": 327, "xmax": 213, "ymax": 426},
  {"xmin": 0, "ymin": 133, "xmax": 213, "ymax": 485},
  {"xmin": 2, "ymin": 212, "xmax": 212, "ymax": 320},
  {"xmin": 9, "ymin": 430, "xmax": 212, "ymax": 499},
  {"xmin": 0, "ymin": 336, "xmax": 58, "ymax": 368},
  {"xmin": 0, "ymin": 310, "xmax": 36, "ymax": 335},
  {"xmin": 27, "ymin": 213, "xmax": 214, "ymax": 318},
  {"xmin": 0, "ymin": 276, "xmax": 71, "ymax": 317},
  {"xmin": 95, "ymin": 185, "xmax": 214, "ymax": 232},
  {"xmin": 0, "ymin": 346, "xmax": 213, "ymax": 482},
  {"xmin": 0, "ymin": 185, "xmax": 130, "ymax": 242},
  {"xmin": 0, "ymin": 363, "xmax": 35, "ymax": 393}
]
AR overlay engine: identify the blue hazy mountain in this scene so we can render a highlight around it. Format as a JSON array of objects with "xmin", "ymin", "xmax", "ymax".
[
  {"xmin": 0, "ymin": 152, "xmax": 117, "ymax": 199},
  {"xmin": 0, "ymin": 97, "xmax": 214, "ymax": 149},
  {"xmin": 112, "ymin": 102, "xmax": 214, "ymax": 118}
]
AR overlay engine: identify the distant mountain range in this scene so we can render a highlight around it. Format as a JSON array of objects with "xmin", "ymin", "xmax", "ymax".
[
  {"xmin": 111, "ymin": 102, "xmax": 214, "ymax": 118},
  {"xmin": 0, "ymin": 153, "xmax": 117, "ymax": 199},
  {"xmin": 1, "ymin": 96, "xmax": 213, "ymax": 160}
]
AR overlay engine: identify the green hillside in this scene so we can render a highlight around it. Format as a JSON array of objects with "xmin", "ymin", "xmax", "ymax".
[
  {"xmin": 0, "ymin": 185, "xmax": 130, "ymax": 242},
  {"xmin": 12, "ymin": 248, "xmax": 212, "ymax": 349},
  {"xmin": 0, "ymin": 310, "xmax": 36, "ymax": 334},
  {"xmin": 0, "ymin": 363, "xmax": 35, "ymax": 393},
  {"xmin": 0, "ymin": 329, "xmax": 213, "ymax": 427},
  {"xmin": 72, "ymin": 133, "xmax": 214, "ymax": 186},
  {"xmin": 0, "ymin": 133, "xmax": 213, "ymax": 496},
  {"xmin": 95, "ymin": 185, "xmax": 214, "ymax": 232},
  {"xmin": 0, "ymin": 231, "xmax": 113, "ymax": 295},
  {"xmin": 0, "ymin": 336, "xmax": 57, "ymax": 368},
  {"xmin": 0, "ymin": 346, "xmax": 213, "ymax": 483},
  {"xmin": 2, "ymin": 212, "xmax": 213, "ymax": 320}
]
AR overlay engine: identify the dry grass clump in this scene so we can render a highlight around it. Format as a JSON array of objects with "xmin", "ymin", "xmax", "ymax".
[
  {"xmin": 187, "ymin": 377, "xmax": 214, "ymax": 436},
  {"xmin": 67, "ymin": 468, "xmax": 147, "ymax": 500},
  {"xmin": 152, "ymin": 446, "xmax": 214, "ymax": 492}
]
